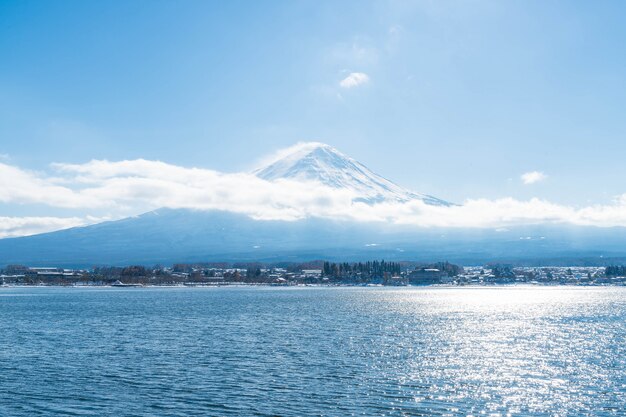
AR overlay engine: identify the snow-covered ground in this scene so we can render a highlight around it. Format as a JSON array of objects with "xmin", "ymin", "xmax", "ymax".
[{"xmin": 254, "ymin": 142, "xmax": 451, "ymax": 206}]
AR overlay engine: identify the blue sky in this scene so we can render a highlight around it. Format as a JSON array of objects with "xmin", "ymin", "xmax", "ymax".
[{"xmin": 1, "ymin": 1, "xmax": 626, "ymax": 235}]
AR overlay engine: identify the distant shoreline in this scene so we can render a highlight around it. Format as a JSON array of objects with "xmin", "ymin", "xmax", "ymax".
[{"xmin": 2, "ymin": 282, "xmax": 624, "ymax": 289}]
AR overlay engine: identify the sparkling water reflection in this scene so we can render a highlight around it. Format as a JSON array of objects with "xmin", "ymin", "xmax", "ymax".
[{"xmin": 0, "ymin": 286, "xmax": 624, "ymax": 416}]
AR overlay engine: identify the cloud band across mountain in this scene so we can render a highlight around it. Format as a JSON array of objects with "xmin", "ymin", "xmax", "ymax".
[{"xmin": 2, "ymin": 152, "xmax": 626, "ymax": 237}]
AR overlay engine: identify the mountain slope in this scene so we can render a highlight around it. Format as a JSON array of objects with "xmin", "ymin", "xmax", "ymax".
[
  {"xmin": 2, "ymin": 143, "xmax": 626, "ymax": 266},
  {"xmin": 1, "ymin": 208, "xmax": 626, "ymax": 267},
  {"xmin": 254, "ymin": 143, "xmax": 451, "ymax": 205}
]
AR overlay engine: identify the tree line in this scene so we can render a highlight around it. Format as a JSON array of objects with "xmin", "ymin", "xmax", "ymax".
[
  {"xmin": 322, "ymin": 260, "xmax": 402, "ymax": 278},
  {"xmin": 605, "ymin": 265, "xmax": 626, "ymax": 276}
]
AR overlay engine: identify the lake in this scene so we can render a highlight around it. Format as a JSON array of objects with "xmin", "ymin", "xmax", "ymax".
[{"xmin": 1, "ymin": 286, "xmax": 624, "ymax": 416}]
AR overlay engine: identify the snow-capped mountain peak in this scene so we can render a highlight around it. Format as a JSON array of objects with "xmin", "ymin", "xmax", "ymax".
[{"xmin": 254, "ymin": 142, "xmax": 451, "ymax": 206}]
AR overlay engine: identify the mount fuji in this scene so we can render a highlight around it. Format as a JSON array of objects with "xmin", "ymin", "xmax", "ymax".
[
  {"xmin": 1, "ymin": 143, "xmax": 626, "ymax": 266},
  {"xmin": 254, "ymin": 142, "xmax": 451, "ymax": 206}
]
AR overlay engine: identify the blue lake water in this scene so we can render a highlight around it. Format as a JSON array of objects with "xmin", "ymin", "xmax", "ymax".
[{"xmin": 1, "ymin": 286, "xmax": 625, "ymax": 416}]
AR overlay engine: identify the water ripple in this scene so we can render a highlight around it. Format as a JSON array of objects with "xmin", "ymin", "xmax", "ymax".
[{"xmin": 0, "ymin": 286, "xmax": 624, "ymax": 416}]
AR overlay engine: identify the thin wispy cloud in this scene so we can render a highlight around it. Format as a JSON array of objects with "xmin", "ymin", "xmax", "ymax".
[
  {"xmin": 388, "ymin": 25, "xmax": 403, "ymax": 36},
  {"xmin": 521, "ymin": 171, "xmax": 547, "ymax": 185},
  {"xmin": 339, "ymin": 72, "xmax": 370, "ymax": 88},
  {"xmin": 329, "ymin": 40, "xmax": 379, "ymax": 67},
  {"xmin": 0, "ymin": 216, "xmax": 94, "ymax": 238},
  {"xmin": 252, "ymin": 142, "xmax": 328, "ymax": 171}
]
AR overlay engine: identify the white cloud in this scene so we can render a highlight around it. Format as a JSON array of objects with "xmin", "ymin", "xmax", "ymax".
[
  {"xmin": 521, "ymin": 171, "xmax": 547, "ymax": 185},
  {"xmin": 339, "ymin": 72, "xmax": 370, "ymax": 89},
  {"xmin": 0, "ymin": 216, "xmax": 96, "ymax": 238},
  {"xmin": 1, "ymin": 156, "xmax": 626, "ymax": 238},
  {"xmin": 0, "ymin": 159, "xmax": 359, "ymax": 222},
  {"xmin": 0, "ymin": 163, "xmax": 95, "ymax": 208}
]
